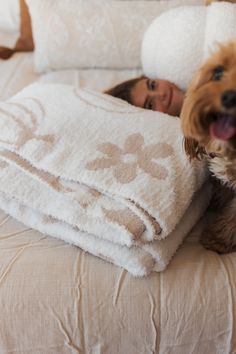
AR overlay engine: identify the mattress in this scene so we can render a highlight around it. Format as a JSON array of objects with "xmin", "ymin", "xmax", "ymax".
[{"xmin": 0, "ymin": 53, "xmax": 236, "ymax": 354}]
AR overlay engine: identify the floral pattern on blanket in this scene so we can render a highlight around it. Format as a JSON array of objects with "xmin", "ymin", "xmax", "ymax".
[
  {"xmin": 86, "ymin": 133, "xmax": 174, "ymax": 183},
  {"xmin": 102, "ymin": 207, "xmax": 146, "ymax": 237},
  {"xmin": 0, "ymin": 160, "xmax": 8, "ymax": 169},
  {"xmin": 0, "ymin": 99, "xmax": 55, "ymax": 150},
  {"xmin": 0, "ymin": 82, "xmax": 210, "ymax": 276}
]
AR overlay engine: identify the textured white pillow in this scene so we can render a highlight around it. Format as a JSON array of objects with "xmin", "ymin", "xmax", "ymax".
[
  {"xmin": 0, "ymin": 0, "xmax": 20, "ymax": 33},
  {"xmin": 26, "ymin": 0, "xmax": 204, "ymax": 73},
  {"xmin": 141, "ymin": 1, "xmax": 236, "ymax": 91}
]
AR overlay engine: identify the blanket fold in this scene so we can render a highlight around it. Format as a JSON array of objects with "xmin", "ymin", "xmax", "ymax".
[{"xmin": 0, "ymin": 83, "xmax": 210, "ymax": 276}]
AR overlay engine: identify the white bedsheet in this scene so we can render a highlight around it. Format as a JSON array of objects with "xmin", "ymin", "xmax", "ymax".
[
  {"xmin": 0, "ymin": 52, "xmax": 143, "ymax": 100},
  {"xmin": 0, "ymin": 52, "xmax": 235, "ymax": 354}
]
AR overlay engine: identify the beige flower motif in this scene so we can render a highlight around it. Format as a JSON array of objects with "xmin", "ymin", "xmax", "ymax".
[
  {"xmin": 0, "ymin": 99, "xmax": 55, "ymax": 151},
  {"xmin": 86, "ymin": 133, "xmax": 174, "ymax": 183},
  {"xmin": 0, "ymin": 160, "xmax": 8, "ymax": 169},
  {"xmin": 102, "ymin": 207, "xmax": 146, "ymax": 239},
  {"xmin": 77, "ymin": 188, "xmax": 102, "ymax": 209}
]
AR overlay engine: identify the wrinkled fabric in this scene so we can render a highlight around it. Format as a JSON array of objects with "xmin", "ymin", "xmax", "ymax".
[{"xmin": 0, "ymin": 209, "xmax": 235, "ymax": 353}]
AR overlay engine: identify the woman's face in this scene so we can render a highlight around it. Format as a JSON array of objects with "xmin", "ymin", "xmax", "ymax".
[{"xmin": 130, "ymin": 77, "xmax": 184, "ymax": 117}]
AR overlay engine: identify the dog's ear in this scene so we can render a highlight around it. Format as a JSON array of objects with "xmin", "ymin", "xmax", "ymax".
[
  {"xmin": 183, "ymin": 137, "xmax": 207, "ymax": 160},
  {"xmin": 189, "ymin": 65, "xmax": 213, "ymax": 91}
]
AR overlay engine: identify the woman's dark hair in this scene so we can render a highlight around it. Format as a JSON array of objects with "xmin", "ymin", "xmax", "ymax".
[{"xmin": 105, "ymin": 76, "xmax": 146, "ymax": 104}]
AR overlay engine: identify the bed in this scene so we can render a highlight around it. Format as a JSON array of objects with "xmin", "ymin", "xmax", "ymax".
[{"xmin": 0, "ymin": 1, "xmax": 236, "ymax": 353}]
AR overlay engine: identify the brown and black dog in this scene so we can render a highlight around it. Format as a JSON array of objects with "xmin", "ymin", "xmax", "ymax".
[{"xmin": 181, "ymin": 41, "xmax": 236, "ymax": 254}]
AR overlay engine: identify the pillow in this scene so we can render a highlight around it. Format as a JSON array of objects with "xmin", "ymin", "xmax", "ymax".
[
  {"xmin": 141, "ymin": 1, "xmax": 236, "ymax": 91},
  {"xmin": 26, "ymin": 0, "xmax": 204, "ymax": 73},
  {"xmin": 0, "ymin": 32, "xmax": 19, "ymax": 49},
  {"xmin": 0, "ymin": 0, "xmax": 19, "ymax": 33}
]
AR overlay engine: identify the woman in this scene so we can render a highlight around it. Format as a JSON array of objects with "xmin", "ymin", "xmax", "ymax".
[{"xmin": 106, "ymin": 76, "xmax": 184, "ymax": 117}]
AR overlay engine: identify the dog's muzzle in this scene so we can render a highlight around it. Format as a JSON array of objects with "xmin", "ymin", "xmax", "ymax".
[
  {"xmin": 221, "ymin": 90, "xmax": 236, "ymax": 109},
  {"xmin": 206, "ymin": 90, "xmax": 236, "ymax": 141}
]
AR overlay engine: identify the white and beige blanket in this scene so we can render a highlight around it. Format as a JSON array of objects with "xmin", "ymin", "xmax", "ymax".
[{"xmin": 0, "ymin": 83, "xmax": 210, "ymax": 276}]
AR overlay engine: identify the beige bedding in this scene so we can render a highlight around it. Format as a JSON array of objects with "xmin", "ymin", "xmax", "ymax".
[
  {"xmin": 1, "ymin": 209, "xmax": 235, "ymax": 353},
  {"xmin": 0, "ymin": 53, "xmax": 236, "ymax": 354}
]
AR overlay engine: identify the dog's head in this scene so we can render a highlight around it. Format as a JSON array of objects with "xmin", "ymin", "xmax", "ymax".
[{"xmin": 181, "ymin": 41, "xmax": 236, "ymax": 160}]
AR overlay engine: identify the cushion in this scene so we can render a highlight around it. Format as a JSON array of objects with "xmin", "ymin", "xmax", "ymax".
[
  {"xmin": 141, "ymin": 1, "xmax": 236, "ymax": 91},
  {"xmin": 0, "ymin": 0, "xmax": 19, "ymax": 33},
  {"xmin": 26, "ymin": 0, "xmax": 204, "ymax": 73}
]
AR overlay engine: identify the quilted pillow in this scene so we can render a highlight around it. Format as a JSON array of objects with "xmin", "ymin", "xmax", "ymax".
[{"xmin": 26, "ymin": 0, "xmax": 203, "ymax": 73}]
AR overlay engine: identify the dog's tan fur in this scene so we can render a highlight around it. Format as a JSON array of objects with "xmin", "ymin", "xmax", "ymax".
[
  {"xmin": 181, "ymin": 41, "xmax": 236, "ymax": 253},
  {"xmin": 205, "ymin": 0, "xmax": 236, "ymax": 5}
]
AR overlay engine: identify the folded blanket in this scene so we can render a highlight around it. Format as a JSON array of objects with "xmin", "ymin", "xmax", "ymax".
[
  {"xmin": 0, "ymin": 83, "xmax": 210, "ymax": 276},
  {"xmin": 141, "ymin": 2, "xmax": 236, "ymax": 91}
]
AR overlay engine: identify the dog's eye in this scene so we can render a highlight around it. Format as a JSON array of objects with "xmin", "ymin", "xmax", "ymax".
[{"xmin": 212, "ymin": 66, "xmax": 224, "ymax": 81}]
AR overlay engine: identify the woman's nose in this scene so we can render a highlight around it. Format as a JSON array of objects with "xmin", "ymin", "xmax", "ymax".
[{"xmin": 152, "ymin": 91, "xmax": 166, "ymax": 102}]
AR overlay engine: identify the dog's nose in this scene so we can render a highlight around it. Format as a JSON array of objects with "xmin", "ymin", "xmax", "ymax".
[{"xmin": 221, "ymin": 90, "xmax": 236, "ymax": 109}]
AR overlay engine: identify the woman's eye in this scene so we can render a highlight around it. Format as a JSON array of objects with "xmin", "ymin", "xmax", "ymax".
[
  {"xmin": 147, "ymin": 79, "xmax": 156, "ymax": 91},
  {"xmin": 146, "ymin": 101, "xmax": 153, "ymax": 110},
  {"xmin": 212, "ymin": 66, "xmax": 224, "ymax": 81},
  {"xmin": 151, "ymin": 80, "xmax": 156, "ymax": 90}
]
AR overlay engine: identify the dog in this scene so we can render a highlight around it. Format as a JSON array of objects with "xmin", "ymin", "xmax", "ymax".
[{"xmin": 181, "ymin": 41, "xmax": 236, "ymax": 254}]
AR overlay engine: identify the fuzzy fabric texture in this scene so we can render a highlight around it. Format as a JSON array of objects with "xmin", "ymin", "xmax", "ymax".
[
  {"xmin": 25, "ymin": 0, "xmax": 204, "ymax": 73},
  {"xmin": 141, "ymin": 2, "xmax": 236, "ymax": 91},
  {"xmin": 0, "ymin": 83, "xmax": 210, "ymax": 276}
]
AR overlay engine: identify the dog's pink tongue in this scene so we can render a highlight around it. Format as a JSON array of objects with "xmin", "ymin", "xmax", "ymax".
[{"xmin": 210, "ymin": 114, "xmax": 236, "ymax": 140}]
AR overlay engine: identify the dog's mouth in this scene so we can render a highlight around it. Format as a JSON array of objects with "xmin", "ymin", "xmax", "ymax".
[{"xmin": 207, "ymin": 112, "xmax": 236, "ymax": 141}]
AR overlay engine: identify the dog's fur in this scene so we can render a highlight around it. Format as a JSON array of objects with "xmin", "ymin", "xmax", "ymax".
[
  {"xmin": 181, "ymin": 41, "xmax": 236, "ymax": 253},
  {"xmin": 205, "ymin": 0, "xmax": 236, "ymax": 5}
]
